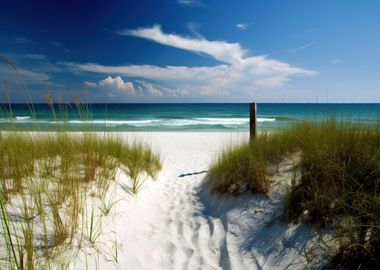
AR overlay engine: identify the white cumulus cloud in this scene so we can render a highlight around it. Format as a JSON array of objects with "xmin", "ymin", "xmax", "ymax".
[
  {"xmin": 139, "ymin": 81, "xmax": 164, "ymax": 96},
  {"xmin": 99, "ymin": 76, "xmax": 134, "ymax": 91},
  {"xmin": 84, "ymin": 81, "xmax": 97, "ymax": 87},
  {"xmin": 84, "ymin": 76, "xmax": 138, "ymax": 96},
  {"xmin": 236, "ymin": 23, "xmax": 247, "ymax": 30},
  {"xmin": 84, "ymin": 76, "xmax": 185, "ymax": 98}
]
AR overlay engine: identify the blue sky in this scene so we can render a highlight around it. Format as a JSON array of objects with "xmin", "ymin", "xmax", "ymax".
[{"xmin": 0, "ymin": 0, "xmax": 379, "ymax": 103}]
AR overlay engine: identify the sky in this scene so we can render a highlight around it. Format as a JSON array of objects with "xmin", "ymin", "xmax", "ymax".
[{"xmin": 0, "ymin": 0, "xmax": 380, "ymax": 103}]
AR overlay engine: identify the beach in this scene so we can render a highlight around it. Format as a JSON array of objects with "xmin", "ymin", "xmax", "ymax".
[
  {"xmin": 2, "ymin": 1, "xmax": 378, "ymax": 267},
  {"xmin": 4, "ymin": 106, "xmax": 375, "ymax": 269},
  {"xmin": 67, "ymin": 131, "xmax": 319, "ymax": 270},
  {"xmin": 2, "ymin": 0, "xmax": 379, "ymax": 267}
]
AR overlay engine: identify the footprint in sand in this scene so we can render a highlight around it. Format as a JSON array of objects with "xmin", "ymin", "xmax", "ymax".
[
  {"xmin": 164, "ymin": 218, "xmax": 172, "ymax": 226},
  {"xmin": 186, "ymin": 217, "xmax": 229, "ymax": 269},
  {"xmin": 177, "ymin": 220, "xmax": 184, "ymax": 235},
  {"xmin": 172, "ymin": 247, "xmax": 194, "ymax": 270},
  {"xmin": 151, "ymin": 241, "xmax": 175, "ymax": 261}
]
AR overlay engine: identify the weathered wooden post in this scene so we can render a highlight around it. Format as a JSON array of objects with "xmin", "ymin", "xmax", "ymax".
[{"xmin": 250, "ymin": 102, "xmax": 256, "ymax": 140}]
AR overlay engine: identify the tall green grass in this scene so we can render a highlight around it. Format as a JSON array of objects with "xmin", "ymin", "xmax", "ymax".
[
  {"xmin": 0, "ymin": 131, "xmax": 161, "ymax": 269},
  {"xmin": 209, "ymin": 125, "xmax": 300, "ymax": 195},
  {"xmin": 209, "ymin": 120, "xmax": 380, "ymax": 268}
]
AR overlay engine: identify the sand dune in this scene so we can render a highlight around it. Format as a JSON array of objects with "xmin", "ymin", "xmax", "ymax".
[{"xmin": 73, "ymin": 132, "xmax": 322, "ymax": 270}]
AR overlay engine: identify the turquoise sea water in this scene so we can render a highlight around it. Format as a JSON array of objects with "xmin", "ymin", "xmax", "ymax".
[{"xmin": 1, "ymin": 103, "xmax": 380, "ymax": 132}]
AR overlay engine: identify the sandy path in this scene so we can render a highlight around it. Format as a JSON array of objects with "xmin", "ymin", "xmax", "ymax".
[
  {"xmin": 118, "ymin": 132, "xmax": 249, "ymax": 270},
  {"xmin": 77, "ymin": 132, "xmax": 316, "ymax": 270}
]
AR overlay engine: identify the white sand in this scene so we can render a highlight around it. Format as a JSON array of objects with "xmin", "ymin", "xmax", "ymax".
[{"xmin": 72, "ymin": 132, "xmax": 324, "ymax": 270}]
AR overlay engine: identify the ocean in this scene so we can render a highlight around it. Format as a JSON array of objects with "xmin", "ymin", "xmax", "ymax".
[{"xmin": 1, "ymin": 103, "xmax": 380, "ymax": 132}]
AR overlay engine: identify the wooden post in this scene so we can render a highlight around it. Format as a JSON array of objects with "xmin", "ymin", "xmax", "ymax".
[{"xmin": 250, "ymin": 102, "xmax": 256, "ymax": 140}]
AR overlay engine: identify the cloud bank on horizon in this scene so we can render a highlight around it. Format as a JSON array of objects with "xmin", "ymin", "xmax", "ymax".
[{"xmin": 66, "ymin": 25, "xmax": 317, "ymax": 99}]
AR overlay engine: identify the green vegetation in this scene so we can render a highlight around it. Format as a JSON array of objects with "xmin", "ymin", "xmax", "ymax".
[
  {"xmin": 0, "ymin": 55, "xmax": 162, "ymax": 269},
  {"xmin": 209, "ymin": 120, "xmax": 380, "ymax": 268},
  {"xmin": 0, "ymin": 132, "xmax": 161, "ymax": 269},
  {"xmin": 209, "ymin": 124, "xmax": 300, "ymax": 195}
]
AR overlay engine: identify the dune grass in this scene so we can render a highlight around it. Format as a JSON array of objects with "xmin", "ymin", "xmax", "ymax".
[
  {"xmin": 0, "ymin": 55, "xmax": 163, "ymax": 269},
  {"xmin": 209, "ymin": 120, "xmax": 380, "ymax": 268},
  {"xmin": 209, "ymin": 124, "xmax": 300, "ymax": 195},
  {"xmin": 0, "ymin": 131, "xmax": 161, "ymax": 269}
]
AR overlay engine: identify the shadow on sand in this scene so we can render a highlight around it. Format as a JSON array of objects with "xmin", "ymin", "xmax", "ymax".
[
  {"xmin": 193, "ymin": 176, "xmax": 317, "ymax": 269},
  {"xmin": 178, "ymin": 170, "xmax": 208, "ymax": 178}
]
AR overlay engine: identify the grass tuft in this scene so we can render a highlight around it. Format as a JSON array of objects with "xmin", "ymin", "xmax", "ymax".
[
  {"xmin": 209, "ymin": 120, "xmax": 380, "ymax": 268},
  {"xmin": 0, "ymin": 132, "xmax": 161, "ymax": 268}
]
